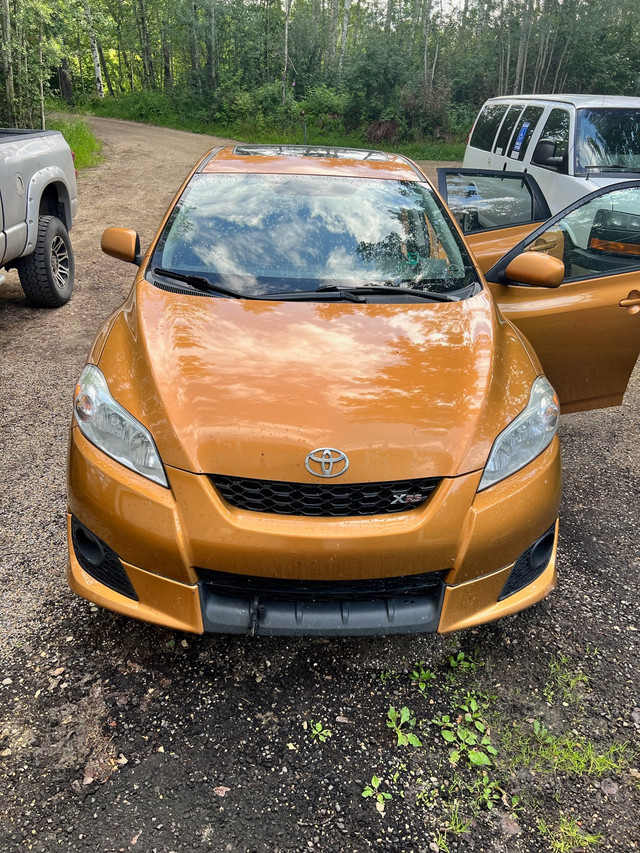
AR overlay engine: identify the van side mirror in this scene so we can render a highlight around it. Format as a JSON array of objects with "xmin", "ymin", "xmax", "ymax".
[
  {"xmin": 532, "ymin": 139, "xmax": 567, "ymax": 173},
  {"xmin": 101, "ymin": 228, "xmax": 142, "ymax": 265},
  {"xmin": 504, "ymin": 252, "xmax": 565, "ymax": 288}
]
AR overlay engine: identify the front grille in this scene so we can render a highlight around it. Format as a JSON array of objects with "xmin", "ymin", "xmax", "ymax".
[
  {"xmin": 210, "ymin": 474, "xmax": 441, "ymax": 517},
  {"xmin": 197, "ymin": 566, "xmax": 446, "ymax": 602}
]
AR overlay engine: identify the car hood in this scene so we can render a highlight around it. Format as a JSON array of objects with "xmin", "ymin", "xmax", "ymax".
[{"xmin": 98, "ymin": 282, "xmax": 538, "ymax": 481}]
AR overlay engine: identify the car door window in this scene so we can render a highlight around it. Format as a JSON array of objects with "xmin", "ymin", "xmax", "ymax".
[
  {"xmin": 520, "ymin": 185, "xmax": 640, "ymax": 280},
  {"xmin": 438, "ymin": 169, "xmax": 550, "ymax": 234}
]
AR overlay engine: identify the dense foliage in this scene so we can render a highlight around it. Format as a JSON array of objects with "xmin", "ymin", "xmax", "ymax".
[{"xmin": 2, "ymin": 0, "xmax": 640, "ymax": 143}]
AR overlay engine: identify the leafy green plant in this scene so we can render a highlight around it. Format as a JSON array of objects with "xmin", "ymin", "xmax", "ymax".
[
  {"xmin": 469, "ymin": 771, "xmax": 503, "ymax": 811},
  {"xmin": 433, "ymin": 694, "xmax": 498, "ymax": 767},
  {"xmin": 447, "ymin": 651, "xmax": 481, "ymax": 673},
  {"xmin": 387, "ymin": 706, "xmax": 422, "ymax": 747},
  {"xmin": 379, "ymin": 669, "xmax": 399, "ymax": 684},
  {"xmin": 410, "ymin": 662, "xmax": 436, "ymax": 692},
  {"xmin": 538, "ymin": 814, "xmax": 602, "ymax": 851},
  {"xmin": 307, "ymin": 720, "xmax": 332, "ymax": 743},
  {"xmin": 362, "ymin": 775, "xmax": 392, "ymax": 809}
]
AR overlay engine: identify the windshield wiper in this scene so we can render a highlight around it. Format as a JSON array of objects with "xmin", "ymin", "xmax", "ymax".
[
  {"xmin": 153, "ymin": 267, "xmax": 258, "ymax": 300},
  {"xmin": 302, "ymin": 285, "xmax": 366, "ymax": 302},
  {"xmin": 316, "ymin": 283, "xmax": 459, "ymax": 302}
]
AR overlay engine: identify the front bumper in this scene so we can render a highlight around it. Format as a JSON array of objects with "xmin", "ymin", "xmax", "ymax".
[{"xmin": 67, "ymin": 427, "xmax": 561, "ymax": 635}]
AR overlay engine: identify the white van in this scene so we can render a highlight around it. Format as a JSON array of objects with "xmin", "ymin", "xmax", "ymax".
[{"xmin": 463, "ymin": 94, "xmax": 640, "ymax": 213}]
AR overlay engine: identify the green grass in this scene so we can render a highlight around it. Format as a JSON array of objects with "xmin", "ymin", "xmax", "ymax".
[
  {"xmin": 538, "ymin": 814, "xmax": 602, "ymax": 851},
  {"xmin": 502, "ymin": 720, "xmax": 631, "ymax": 776},
  {"xmin": 46, "ymin": 117, "xmax": 103, "ymax": 170},
  {"xmin": 51, "ymin": 94, "xmax": 464, "ymax": 162}
]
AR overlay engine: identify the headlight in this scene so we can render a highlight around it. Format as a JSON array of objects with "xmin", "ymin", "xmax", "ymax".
[
  {"xmin": 73, "ymin": 364, "xmax": 168, "ymax": 488},
  {"xmin": 478, "ymin": 376, "xmax": 559, "ymax": 491}
]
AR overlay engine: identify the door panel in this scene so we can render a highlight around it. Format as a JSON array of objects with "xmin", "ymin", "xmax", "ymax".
[
  {"xmin": 466, "ymin": 222, "xmax": 543, "ymax": 273},
  {"xmin": 486, "ymin": 182, "xmax": 640, "ymax": 412}
]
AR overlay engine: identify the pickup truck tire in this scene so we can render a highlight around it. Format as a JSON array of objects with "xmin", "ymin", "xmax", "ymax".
[{"xmin": 16, "ymin": 215, "xmax": 75, "ymax": 307}]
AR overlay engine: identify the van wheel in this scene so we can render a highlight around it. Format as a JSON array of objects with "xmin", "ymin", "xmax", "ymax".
[{"xmin": 16, "ymin": 215, "xmax": 75, "ymax": 307}]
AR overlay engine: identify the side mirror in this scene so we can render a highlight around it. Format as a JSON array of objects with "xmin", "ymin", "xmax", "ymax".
[
  {"xmin": 504, "ymin": 251, "xmax": 565, "ymax": 288},
  {"xmin": 101, "ymin": 228, "xmax": 142, "ymax": 265},
  {"xmin": 532, "ymin": 139, "xmax": 567, "ymax": 173},
  {"xmin": 532, "ymin": 139, "xmax": 556, "ymax": 166}
]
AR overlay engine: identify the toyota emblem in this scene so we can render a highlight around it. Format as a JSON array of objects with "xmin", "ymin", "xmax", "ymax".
[{"xmin": 305, "ymin": 448, "xmax": 350, "ymax": 478}]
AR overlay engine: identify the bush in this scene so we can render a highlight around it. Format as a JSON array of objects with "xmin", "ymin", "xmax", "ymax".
[
  {"xmin": 46, "ymin": 116, "xmax": 102, "ymax": 169},
  {"xmin": 300, "ymin": 85, "xmax": 347, "ymax": 120}
]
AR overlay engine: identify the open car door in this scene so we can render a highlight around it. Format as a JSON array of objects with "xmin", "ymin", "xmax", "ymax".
[
  {"xmin": 437, "ymin": 168, "xmax": 551, "ymax": 273},
  {"xmin": 484, "ymin": 181, "xmax": 640, "ymax": 413}
]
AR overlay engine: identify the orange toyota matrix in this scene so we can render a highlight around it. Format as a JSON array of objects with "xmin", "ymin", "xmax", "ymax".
[{"xmin": 67, "ymin": 145, "xmax": 640, "ymax": 635}]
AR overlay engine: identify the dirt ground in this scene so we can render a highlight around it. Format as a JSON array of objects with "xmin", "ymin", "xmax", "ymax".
[{"xmin": 0, "ymin": 117, "xmax": 639, "ymax": 853}]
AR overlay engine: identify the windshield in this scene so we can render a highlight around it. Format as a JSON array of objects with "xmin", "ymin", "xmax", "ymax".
[
  {"xmin": 576, "ymin": 108, "xmax": 640, "ymax": 174},
  {"xmin": 151, "ymin": 174, "xmax": 477, "ymax": 298}
]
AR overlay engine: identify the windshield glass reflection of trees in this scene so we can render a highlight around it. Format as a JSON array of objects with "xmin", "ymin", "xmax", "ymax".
[
  {"xmin": 154, "ymin": 175, "xmax": 474, "ymax": 296},
  {"xmin": 577, "ymin": 109, "xmax": 640, "ymax": 172}
]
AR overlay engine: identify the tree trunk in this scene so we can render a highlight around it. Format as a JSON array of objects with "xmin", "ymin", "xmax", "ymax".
[
  {"xmin": 39, "ymin": 20, "xmax": 45, "ymax": 130},
  {"xmin": 282, "ymin": 0, "xmax": 293, "ymax": 104},
  {"xmin": 384, "ymin": 0, "xmax": 394, "ymax": 34},
  {"xmin": 137, "ymin": 0, "xmax": 156, "ymax": 89},
  {"xmin": 338, "ymin": 0, "xmax": 352, "ymax": 77},
  {"xmin": 327, "ymin": 0, "xmax": 338, "ymax": 69},
  {"xmin": 513, "ymin": 0, "xmax": 534, "ymax": 94},
  {"xmin": 1, "ymin": 0, "xmax": 16, "ymax": 124},
  {"xmin": 264, "ymin": 0, "xmax": 271, "ymax": 81},
  {"xmin": 58, "ymin": 58, "xmax": 73, "ymax": 101},
  {"xmin": 122, "ymin": 51, "xmax": 135, "ymax": 92},
  {"xmin": 422, "ymin": 0, "xmax": 432, "ymax": 90},
  {"xmin": 189, "ymin": 1, "xmax": 200, "ymax": 93},
  {"xmin": 206, "ymin": 0, "xmax": 217, "ymax": 89},
  {"xmin": 161, "ymin": 25, "xmax": 173, "ymax": 90},
  {"xmin": 76, "ymin": 16, "xmax": 86, "ymax": 97},
  {"xmin": 430, "ymin": 31, "xmax": 439, "ymax": 91},
  {"xmin": 85, "ymin": 3, "xmax": 104, "ymax": 98},
  {"xmin": 98, "ymin": 40, "xmax": 115, "ymax": 96}
]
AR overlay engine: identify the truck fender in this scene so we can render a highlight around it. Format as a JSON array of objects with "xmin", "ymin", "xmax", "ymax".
[{"xmin": 24, "ymin": 166, "xmax": 76, "ymax": 255}]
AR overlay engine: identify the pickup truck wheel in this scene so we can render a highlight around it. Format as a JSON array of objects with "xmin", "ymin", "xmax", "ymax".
[{"xmin": 16, "ymin": 215, "xmax": 75, "ymax": 307}]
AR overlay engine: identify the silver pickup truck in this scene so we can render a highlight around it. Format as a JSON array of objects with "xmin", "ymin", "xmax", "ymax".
[{"xmin": 1, "ymin": 128, "xmax": 78, "ymax": 307}]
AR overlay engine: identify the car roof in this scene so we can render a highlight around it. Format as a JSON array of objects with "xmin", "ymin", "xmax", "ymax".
[
  {"xmin": 199, "ymin": 144, "xmax": 424, "ymax": 181},
  {"xmin": 482, "ymin": 94, "xmax": 640, "ymax": 110}
]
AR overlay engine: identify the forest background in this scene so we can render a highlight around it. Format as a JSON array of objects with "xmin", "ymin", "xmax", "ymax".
[{"xmin": 2, "ymin": 0, "xmax": 640, "ymax": 159}]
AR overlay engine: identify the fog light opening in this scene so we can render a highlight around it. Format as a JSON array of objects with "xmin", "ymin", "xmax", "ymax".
[
  {"xmin": 498, "ymin": 523, "xmax": 556, "ymax": 601},
  {"xmin": 70, "ymin": 517, "xmax": 138, "ymax": 601},
  {"xmin": 529, "ymin": 528, "xmax": 555, "ymax": 574},
  {"xmin": 74, "ymin": 526, "xmax": 105, "ymax": 567}
]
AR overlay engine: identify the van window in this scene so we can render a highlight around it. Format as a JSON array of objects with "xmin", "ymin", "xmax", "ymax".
[
  {"xmin": 576, "ymin": 108, "xmax": 640, "ymax": 174},
  {"xmin": 469, "ymin": 104, "xmax": 509, "ymax": 151},
  {"xmin": 494, "ymin": 106, "xmax": 522, "ymax": 155},
  {"xmin": 538, "ymin": 109, "xmax": 570, "ymax": 157},
  {"xmin": 508, "ymin": 106, "xmax": 544, "ymax": 160},
  {"xmin": 532, "ymin": 108, "xmax": 570, "ymax": 171}
]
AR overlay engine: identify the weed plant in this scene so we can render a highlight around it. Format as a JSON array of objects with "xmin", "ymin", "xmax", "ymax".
[{"xmin": 47, "ymin": 117, "xmax": 102, "ymax": 170}]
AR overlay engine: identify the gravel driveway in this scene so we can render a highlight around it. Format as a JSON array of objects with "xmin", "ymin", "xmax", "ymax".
[{"xmin": 1, "ymin": 117, "xmax": 638, "ymax": 853}]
